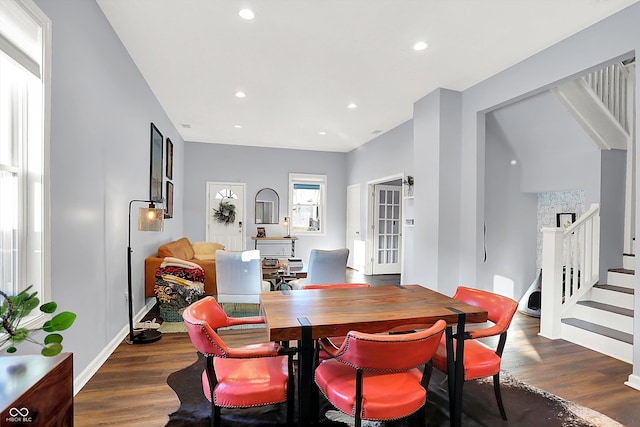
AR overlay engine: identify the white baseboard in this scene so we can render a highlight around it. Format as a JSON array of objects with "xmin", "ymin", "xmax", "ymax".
[
  {"xmin": 73, "ymin": 298, "xmax": 157, "ymax": 395},
  {"xmin": 625, "ymin": 374, "xmax": 640, "ymax": 392}
]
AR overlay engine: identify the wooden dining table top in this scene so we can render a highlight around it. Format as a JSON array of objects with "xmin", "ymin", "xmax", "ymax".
[{"xmin": 260, "ymin": 284, "xmax": 488, "ymax": 341}]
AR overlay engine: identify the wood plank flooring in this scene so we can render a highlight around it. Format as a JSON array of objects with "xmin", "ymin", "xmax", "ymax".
[{"xmin": 74, "ymin": 274, "xmax": 640, "ymax": 426}]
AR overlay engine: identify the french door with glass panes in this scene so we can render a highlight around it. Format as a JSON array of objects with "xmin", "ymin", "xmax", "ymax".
[{"xmin": 372, "ymin": 184, "xmax": 401, "ymax": 274}]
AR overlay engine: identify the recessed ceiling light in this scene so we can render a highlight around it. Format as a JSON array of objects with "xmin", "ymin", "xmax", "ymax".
[
  {"xmin": 413, "ymin": 41, "xmax": 428, "ymax": 51},
  {"xmin": 234, "ymin": 124, "xmax": 243, "ymax": 129},
  {"xmin": 319, "ymin": 131, "xmax": 327, "ymax": 135},
  {"xmin": 347, "ymin": 103, "xmax": 357, "ymax": 109},
  {"xmin": 239, "ymin": 9, "xmax": 255, "ymax": 20},
  {"xmin": 235, "ymin": 91, "xmax": 246, "ymax": 98},
  {"xmin": 510, "ymin": 159, "xmax": 517, "ymax": 165}
]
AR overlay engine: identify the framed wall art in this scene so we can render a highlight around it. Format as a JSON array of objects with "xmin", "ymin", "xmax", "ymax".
[
  {"xmin": 556, "ymin": 212, "xmax": 576, "ymax": 228},
  {"xmin": 165, "ymin": 181, "xmax": 174, "ymax": 219},
  {"xmin": 166, "ymin": 137, "xmax": 173, "ymax": 180},
  {"xmin": 150, "ymin": 123, "xmax": 163, "ymax": 202}
]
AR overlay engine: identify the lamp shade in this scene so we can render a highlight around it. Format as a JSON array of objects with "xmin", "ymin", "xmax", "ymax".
[{"xmin": 137, "ymin": 207, "xmax": 164, "ymax": 232}]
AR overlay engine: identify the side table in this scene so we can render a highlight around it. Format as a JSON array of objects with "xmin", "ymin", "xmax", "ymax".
[
  {"xmin": 0, "ymin": 352, "xmax": 73, "ymax": 426},
  {"xmin": 251, "ymin": 236, "xmax": 298, "ymax": 257}
]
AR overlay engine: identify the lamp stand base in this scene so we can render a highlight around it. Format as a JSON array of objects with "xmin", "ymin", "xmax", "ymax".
[{"xmin": 131, "ymin": 329, "xmax": 162, "ymax": 344}]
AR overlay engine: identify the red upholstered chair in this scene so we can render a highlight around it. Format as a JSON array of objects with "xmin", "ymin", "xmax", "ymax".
[
  {"xmin": 315, "ymin": 320, "xmax": 446, "ymax": 427},
  {"xmin": 182, "ymin": 296, "xmax": 295, "ymax": 427},
  {"xmin": 432, "ymin": 286, "xmax": 518, "ymax": 420}
]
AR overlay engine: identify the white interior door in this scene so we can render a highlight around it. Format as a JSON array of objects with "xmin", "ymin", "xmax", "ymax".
[
  {"xmin": 206, "ymin": 182, "xmax": 246, "ymax": 251},
  {"xmin": 346, "ymin": 184, "xmax": 363, "ymax": 270},
  {"xmin": 372, "ymin": 184, "xmax": 402, "ymax": 274}
]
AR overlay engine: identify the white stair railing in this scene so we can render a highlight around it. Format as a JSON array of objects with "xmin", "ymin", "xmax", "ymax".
[
  {"xmin": 540, "ymin": 203, "xmax": 600, "ymax": 339},
  {"xmin": 584, "ymin": 62, "xmax": 632, "ymax": 134}
]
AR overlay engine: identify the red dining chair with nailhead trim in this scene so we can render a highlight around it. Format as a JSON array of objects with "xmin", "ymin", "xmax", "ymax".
[
  {"xmin": 432, "ymin": 286, "xmax": 518, "ymax": 421},
  {"xmin": 315, "ymin": 319, "xmax": 446, "ymax": 427},
  {"xmin": 183, "ymin": 296, "xmax": 296, "ymax": 427}
]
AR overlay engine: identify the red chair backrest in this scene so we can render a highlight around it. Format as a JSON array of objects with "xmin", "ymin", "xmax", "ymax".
[
  {"xmin": 301, "ymin": 283, "xmax": 370, "ymax": 290},
  {"xmin": 335, "ymin": 319, "xmax": 446, "ymax": 371},
  {"xmin": 183, "ymin": 296, "xmax": 232, "ymax": 357},
  {"xmin": 453, "ymin": 286, "xmax": 518, "ymax": 339}
]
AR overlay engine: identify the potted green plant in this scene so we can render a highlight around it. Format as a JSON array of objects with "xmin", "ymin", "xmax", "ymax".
[{"xmin": 0, "ymin": 285, "xmax": 76, "ymax": 356}]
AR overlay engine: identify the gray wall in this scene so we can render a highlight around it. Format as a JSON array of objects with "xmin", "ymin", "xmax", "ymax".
[
  {"xmin": 346, "ymin": 120, "xmax": 414, "ymax": 238},
  {"xmin": 35, "ymin": 0, "xmax": 184, "ymax": 379},
  {"xmin": 483, "ymin": 114, "xmax": 538, "ymax": 299},
  {"xmin": 600, "ymin": 149, "xmax": 627, "ymax": 282},
  {"xmin": 489, "ymin": 91, "xmax": 602, "ymax": 202},
  {"xmin": 345, "ymin": 120, "xmax": 413, "ymax": 277},
  {"xmin": 183, "ymin": 142, "xmax": 347, "ymax": 262},
  {"xmin": 411, "ymin": 89, "xmax": 463, "ymax": 293},
  {"xmin": 483, "ymin": 89, "xmax": 604, "ymax": 298}
]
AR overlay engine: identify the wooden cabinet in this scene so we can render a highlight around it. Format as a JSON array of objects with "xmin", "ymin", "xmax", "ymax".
[
  {"xmin": 0, "ymin": 353, "xmax": 73, "ymax": 426},
  {"xmin": 251, "ymin": 236, "xmax": 298, "ymax": 258}
]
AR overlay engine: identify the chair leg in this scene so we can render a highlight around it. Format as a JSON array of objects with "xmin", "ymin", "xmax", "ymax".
[
  {"xmin": 354, "ymin": 369, "xmax": 363, "ymax": 427},
  {"xmin": 210, "ymin": 401, "xmax": 219, "ymax": 427},
  {"xmin": 493, "ymin": 372, "xmax": 507, "ymax": 420},
  {"xmin": 287, "ymin": 357, "xmax": 295, "ymax": 426}
]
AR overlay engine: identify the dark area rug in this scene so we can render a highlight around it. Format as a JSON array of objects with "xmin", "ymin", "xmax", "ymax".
[{"xmin": 166, "ymin": 352, "xmax": 620, "ymax": 426}]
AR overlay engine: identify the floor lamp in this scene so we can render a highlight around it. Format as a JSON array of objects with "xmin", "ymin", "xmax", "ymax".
[{"xmin": 127, "ymin": 199, "xmax": 164, "ymax": 344}]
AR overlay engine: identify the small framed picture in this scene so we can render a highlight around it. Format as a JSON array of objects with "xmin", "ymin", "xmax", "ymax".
[
  {"xmin": 257, "ymin": 227, "xmax": 266, "ymax": 238},
  {"xmin": 166, "ymin": 138, "xmax": 173, "ymax": 180},
  {"xmin": 165, "ymin": 181, "xmax": 174, "ymax": 219},
  {"xmin": 556, "ymin": 212, "xmax": 576, "ymax": 228},
  {"xmin": 150, "ymin": 123, "xmax": 163, "ymax": 202}
]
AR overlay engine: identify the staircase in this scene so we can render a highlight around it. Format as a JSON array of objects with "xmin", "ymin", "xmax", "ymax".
[
  {"xmin": 540, "ymin": 58, "xmax": 635, "ymax": 363},
  {"xmin": 559, "ymin": 253, "xmax": 634, "ymax": 363}
]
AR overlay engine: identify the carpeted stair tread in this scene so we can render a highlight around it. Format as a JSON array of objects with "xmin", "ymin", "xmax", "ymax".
[
  {"xmin": 593, "ymin": 284, "xmax": 634, "ymax": 295},
  {"xmin": 608, "ymin": 267, "xmax": 635, "ymax": 275},
  {"xmin": 562, "ymin": 318, "xmax": 633, "ymax": 344},
  {"xmin": 576, "ymin": 300, "xmax": 633, "ymax": 317}
]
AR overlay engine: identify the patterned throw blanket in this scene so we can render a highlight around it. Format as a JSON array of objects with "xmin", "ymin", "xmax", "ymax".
[{"xmin": 154, "ymin": 260, "xmax": 205, "ymax": 313}]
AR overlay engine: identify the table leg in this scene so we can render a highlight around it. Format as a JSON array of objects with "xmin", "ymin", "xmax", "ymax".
[
  {"xmin": 445, "ymin": 310, "xmax": 466, "ymax": 427},
  {"xmin": 297, "ymin": 317, "xmax": 314, "ymax": 426},
  {"xmin": 445, "ymin": 326, "xmax": 456, "ymax": 422},
  {"xmin": 453, "ymin": 312, "xmax": 466, "ymax": 427}
]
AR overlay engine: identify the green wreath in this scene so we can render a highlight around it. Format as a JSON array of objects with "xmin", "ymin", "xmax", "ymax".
[{"xmin": 212, "ymin": 200, "xmax": 236, "ymax": 226}]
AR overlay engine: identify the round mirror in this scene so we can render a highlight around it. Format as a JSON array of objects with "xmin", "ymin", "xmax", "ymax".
[{"xmin": 255, "ymin": 188, "xmax": 279, "ymax": 224}]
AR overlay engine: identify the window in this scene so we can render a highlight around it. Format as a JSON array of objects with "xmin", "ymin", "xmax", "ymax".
[
  {"xmin": 289, "ymin": 173, "xmax": 326, "ymax": 235},
  {"xmin": 0, "ymin": 0, "xmax": 50, "ymax": 318},
  {"xmin": 215, "ymin": 188, "xmax": 238, "ymax": 200}
]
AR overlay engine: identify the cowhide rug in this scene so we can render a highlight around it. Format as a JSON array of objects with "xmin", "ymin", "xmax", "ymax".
[{"xmin": 166, "ymin": 352, "xmax": 621, "ymax": 426}]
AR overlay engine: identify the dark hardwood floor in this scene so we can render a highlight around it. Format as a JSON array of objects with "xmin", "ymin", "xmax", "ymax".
[{"xmin": 74, "ymin": 273, "xmax": 640, "ymax": 426}]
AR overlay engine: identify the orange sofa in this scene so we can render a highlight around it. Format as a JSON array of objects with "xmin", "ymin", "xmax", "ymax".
[{"xmin": 145, "ymin": 237, "xmax": 223, "ymax": 297}]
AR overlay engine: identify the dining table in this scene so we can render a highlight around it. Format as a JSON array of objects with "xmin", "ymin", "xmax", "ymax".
[{"xmin": 259, "ymin": 284, "xmax": 489, "ymax": 427}]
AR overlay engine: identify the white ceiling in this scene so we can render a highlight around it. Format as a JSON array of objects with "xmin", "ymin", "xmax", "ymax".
[{"xmin": 97, "ymin": 0, "xmax": 639, "ymax": 153}]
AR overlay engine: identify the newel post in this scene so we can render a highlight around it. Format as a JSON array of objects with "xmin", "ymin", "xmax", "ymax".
[{"xmin": 540, "ymin": 227, "xmax": 564, "ymax": 339}]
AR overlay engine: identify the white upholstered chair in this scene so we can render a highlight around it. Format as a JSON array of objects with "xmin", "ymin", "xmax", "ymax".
[
  {"xmin": 289, "ymin": 248, "xmax": 349, "ymax": 290},
  {"xmin": 214, "ymin": 250, "xmax": 271, "ymax": 304}
]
